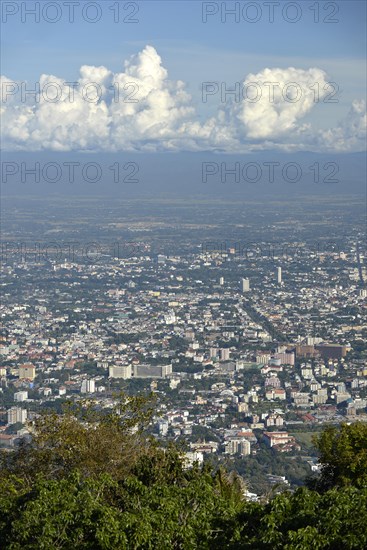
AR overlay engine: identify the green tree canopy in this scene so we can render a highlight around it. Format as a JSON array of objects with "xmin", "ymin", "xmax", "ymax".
[
  {"xmin": 311, "ymin": 422, "xmax": 367, "ymax": 490},
  {"xmin": 1, "ymin": 401, "xmax": 367, "ymax": 549}
]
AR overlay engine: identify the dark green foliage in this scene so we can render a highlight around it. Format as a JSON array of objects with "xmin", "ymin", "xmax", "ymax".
[
  {"xmin": 310, "ymin": 421, "xmax": 367, "ymax": 490},
  {"xmin": 0, "ymin": 456, "xmax": 245, "ymax": 549},
  {"xmin": 231, "ymin": 486, "xmax": 367, "ymax": 549},
  {"xmin": 1, "ymin": 401, "xmax": 367, "ymax": 549}
]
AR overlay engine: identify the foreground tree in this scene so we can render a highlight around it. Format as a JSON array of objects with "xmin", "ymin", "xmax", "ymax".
[
  {"xmin": 311, "ymin": 421, "xmax": 367, "ymax": 490},
  {"xmin": 0, "ymin": 394, "xmax": 247, "ymax": 548},
  {"xmin": 231, "ymin": 485, "xmax": 367, "ymax": 549},
  {"xmin": 0, "ymin": 456, "xmax": 247, "ymax": 549},
  {"xmin": 1, "ymin": 401, "xmax": 367, "ymax": 549},
  {"xmin": 0, "ymin": 393, "xmax": 157, "ymax": 484},
  {"xmin": 2, "ymin": 472, "xmax": 367, "ymax": 549}
]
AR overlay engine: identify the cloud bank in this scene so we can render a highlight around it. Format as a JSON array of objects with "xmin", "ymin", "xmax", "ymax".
[{"xmin": 1, "ymin": 45, "xmax": 366, "ymax": 153}]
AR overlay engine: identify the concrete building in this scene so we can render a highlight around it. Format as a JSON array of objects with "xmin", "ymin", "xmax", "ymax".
[
  {"xmin": 237, "ymin": 402, "xmax": 249, "ymax": 413},
  {"xmin": 133, "ymin": 364, "xmax": 172, "ymax": 379},
  {"xmin": 7, "ymin": 407, "xmax": 27, "ymax": 425},
  {"xmin": 315, "ymin": 344, "xmax": 349, "ymax": 359},
  {"xmin": 81, "ymin": 379, "xmax": 96, "ymax": 394},
  {"xmin": 263, "ymin": 431, "xmax": 293, "ymax": 448},
  {"xmin": 19, "ymin": 364, "xmax": 35, "ymax": 380},
  {"xmin": 109, "ymin": 365, "xmax": 132, "ymax": 379},
  {"xmin": 276, "ymin": 266, "xmax": 282, "ymax": 284},
  {"xmin": 220, "ymin": 348, "xmax": 230, "ymax": 361},
  {"xmin": 158, "ymin": 420, "xmax": 169, "ymax": 436},
  {"xmin": 256, "ymin": 353, "xmax": 271, "ymax": 364},
  {"xmin": 265, "ymin": 414, "xmax": 284, "ymax": 428},
  {"xmin": 241, "ymin": 278, "xmax": 250, "ymax": 293},
  {"xmin": 14, "ymin": 391, "xmax": 28, "ymax": 402},
  {"xmin": 266, "ymin": 388, "xmax": 286, "ymax": 400},
  {"xmin": 184, "ymin": 451, "xmax": 204, "ymax": 468},
  {"xmin": 224, "ymin": 438, "xmax": 251, "ymax": 456},
  {"xmin": 164, "ymin": 310, "xmax": 176, "ymax": 324},
  {"xmin": 274, "ymin": 352, "xmax": 295, "ymax": 366}
]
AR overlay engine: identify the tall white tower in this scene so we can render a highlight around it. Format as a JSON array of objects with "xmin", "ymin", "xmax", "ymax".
[
  {"xmin": 241, "ymin": 278, "xmax": 250, "ymax": 292},
  {"xmin": 276, "ymin": 267, "xmax": 282, "ymax": 284}
]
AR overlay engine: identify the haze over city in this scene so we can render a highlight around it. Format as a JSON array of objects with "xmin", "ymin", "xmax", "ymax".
[{"xmin": 1, "ymin": 2, "xmax": 367, "ymax": 548}]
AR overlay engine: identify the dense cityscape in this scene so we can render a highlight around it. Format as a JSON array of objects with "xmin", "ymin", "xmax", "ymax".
[
  {"xmin": 1, "ymin": 196, "xmax": 366, "ymax": 497},
  {"xmin": 1, "ymin": 1, "xmax": 366, "ymax": 546}
]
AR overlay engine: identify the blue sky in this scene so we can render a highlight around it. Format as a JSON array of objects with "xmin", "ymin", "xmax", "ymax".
[
  {"xmin": 3, "ymin": 1, "xmax": 365, "ymax": 76},
  {"xmin": 1, "ymin": 1, "xmax": 366, "ymax": 153}
]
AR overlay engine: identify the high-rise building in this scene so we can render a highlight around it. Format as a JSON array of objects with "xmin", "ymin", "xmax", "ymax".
[
  {"xmin": 224, "ymin": 438, "xmax": 251, "ymax": 456},
  {"xmin": 219, "ymin": 277, "xmax": 224, "ymax": 286},
  {"xmin": 241, "ymin": 278, "xmax": 250, "ymax": 292},
  {"xmin": 274, "ymin": 352, "xmax": 295, "ymax": 366},
  {"xmin": 240, "ymin": 439, "xmax": 251, "ymax": 456},
  {"xmin": 256, "ymin": 352, "xmax": 271, "ymax": 364},
  {"xmin": 276, "ymin": 266, "xmax": 282, "ymax": 284},
  {"xmin": 14, "ymin": 391, "xmax": 28, "ymax": 402},
  {"xmin": 81, "ymin": 379, "xmax": 96, "ymax": 393},
  {"xmin": 220, "ymin": 348, "xmax": 230, "ymax": 361},
  {"xmin": 7, "ymin": 407, "xmax": 27, "ymax": 425}
]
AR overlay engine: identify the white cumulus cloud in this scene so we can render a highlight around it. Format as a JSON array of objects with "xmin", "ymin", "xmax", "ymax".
[
  {"xmin": 0, "ymin": 46, "xmax": 365, "ymax": 153},
  {"xmin": 234, "ymin": 67, "xmax": 329, "ymax": 139}
]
